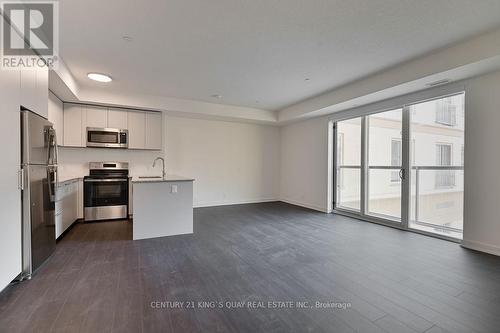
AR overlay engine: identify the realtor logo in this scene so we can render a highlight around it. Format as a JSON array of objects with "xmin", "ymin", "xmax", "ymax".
[{"xmin": 1, "ymin": 1, "xmax": 58, "ymax": 69}]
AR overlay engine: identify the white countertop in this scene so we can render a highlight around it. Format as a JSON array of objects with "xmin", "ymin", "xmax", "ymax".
[
  {"xmin": 57, "ymin": 175, "xmax": 195, "ymax": 184},
  {"xmin": 131, "ymin": 175, "xmax": 194, "ymax": 183}
]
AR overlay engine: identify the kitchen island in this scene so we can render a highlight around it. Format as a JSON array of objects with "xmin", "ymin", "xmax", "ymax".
[{"xmin": 131, "ymin": 175, "xmax": 194, "ymax": 240}]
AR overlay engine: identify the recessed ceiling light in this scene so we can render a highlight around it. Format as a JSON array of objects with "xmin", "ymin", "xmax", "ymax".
[
  {"xmin": 122, "ymin": 35, "xmax": 133, "ymax": 42},
  {"xmin": 87, "ymin": 73, "xmax": 112, "ymax": 83},
  {"xmin": 211, "ymin": 94, "xmax": 222, "ymax": 99},
  {"xmin": 305, "ymin": 78, "xmax": 311, "ymax": 81}
]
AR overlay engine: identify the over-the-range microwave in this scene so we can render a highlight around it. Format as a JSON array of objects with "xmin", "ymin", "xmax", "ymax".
[{"xmin": 86, "ymin": 127, "xmax": 128, "ymax": 148}]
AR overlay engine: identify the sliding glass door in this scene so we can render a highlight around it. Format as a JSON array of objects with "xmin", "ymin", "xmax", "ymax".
[
  {"xmin": 334, "ymin": 93, "xmax": 464, "ymax": 240},
  {"xmin": 408, "ymin": 94, "xmax": 464, "ymax": 239},
  {"xmin": 336, "ymin": 117, "xmax": 362, "ymax": 211},
  {"xmin": 367, "ymin": 109, "xmax": 403, "ymax": 221}
]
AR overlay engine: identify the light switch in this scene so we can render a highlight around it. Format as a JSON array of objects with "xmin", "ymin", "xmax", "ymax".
[{"xmin": 171, "ymin": 184, "xmax": 178, "ymax": 193}]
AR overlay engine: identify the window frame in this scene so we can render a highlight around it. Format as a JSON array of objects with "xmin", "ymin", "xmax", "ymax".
[
  {"xmin": 390, "ymin": 138, "xmax": 402, "ymax": 183},
  {"xmin": 332, "ymin": 90, "xmax": 465, "ymax": 242}
]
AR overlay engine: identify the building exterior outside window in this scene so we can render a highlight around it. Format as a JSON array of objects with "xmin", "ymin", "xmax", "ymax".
[
  {"xmin": 336, "ymin": 94, "xmax": 464, "ymax": 238},
  {"xmin": 435, "ymin": 143, "xmax": 455, "ymax": 188},
  {"xmin": 435, "ymin": 97, "xmax": 457, "ymax": 126}
]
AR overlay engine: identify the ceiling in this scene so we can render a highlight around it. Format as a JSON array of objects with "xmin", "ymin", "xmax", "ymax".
[{"xmin": 59, "ymin": 0, "xmax": 500, "ymax": 111}]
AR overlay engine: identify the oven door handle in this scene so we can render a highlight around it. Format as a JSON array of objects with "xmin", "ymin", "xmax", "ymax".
[{"xmin": 84, "ymin": 179, "xmax": 129, "ymax": 183}]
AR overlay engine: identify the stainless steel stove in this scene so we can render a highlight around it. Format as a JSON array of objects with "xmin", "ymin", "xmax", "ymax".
[{"xmin": 84, "ymin": 162, "xmax": 129, "ymax": 222}]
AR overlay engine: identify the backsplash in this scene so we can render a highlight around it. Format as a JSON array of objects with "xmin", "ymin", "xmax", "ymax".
[{"xmin": 58, "ymin": 147, "xmax": 165, "ymax": 180}]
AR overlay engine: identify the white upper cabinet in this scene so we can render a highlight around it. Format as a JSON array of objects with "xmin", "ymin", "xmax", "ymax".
[
  {"xmin": 146, "ymin": 112, "xmax": 162, "ymax": 150},
  {"xmin": 127, "ymin": 111, "xmax": 146, "ymax": 149},
  {"xmin": 63, "ymin": 103, "xmax": 84, "ymax": 147},
  {"xmin": 19, "ymin": 46, "xmax": 48, "ymax": 119},
  {"xmin": 48, "ymin": 92, "xmax": 63, "ymax": 144},
  {"xmin": 61, "ymin": 103, "xmax": 162, "ymax": 150},
  {"xmin": 107, "ymin": 109, "xmax": 128, "ymax": 129},
  {"xmin": 84, "ymin": 105, "xmax": 108, "ymax": 129}
]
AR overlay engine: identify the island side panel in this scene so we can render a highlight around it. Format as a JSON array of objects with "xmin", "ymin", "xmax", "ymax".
[{"xmin": 132, "ymin": 181, "xmax": 194, "ymax": 240}]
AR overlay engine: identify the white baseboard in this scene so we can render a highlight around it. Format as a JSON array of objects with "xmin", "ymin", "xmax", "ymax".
[
  {"xmin": 461, "ymin": 240, "xmax": 500, "ymax": 257},
  {"xmin": 193, "ymin": 198, "xmax": 329, "ymax": 213},
  {"xmin": 193, "ymin": 198, "xmax": 278, "ymax": 208},
  {"xmin": 279, "ymin": 198, "xmax": 329, "ymax": 213}
]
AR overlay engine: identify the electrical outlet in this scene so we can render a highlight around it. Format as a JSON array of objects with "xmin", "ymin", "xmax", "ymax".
[{"xmin": 171, "ymin": 184, "xmax": 178, "ymax": 193}]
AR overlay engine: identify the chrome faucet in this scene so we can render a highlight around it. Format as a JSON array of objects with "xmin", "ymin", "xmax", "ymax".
[{"xmin": 152, "ymin": 157, "xmax": 166, "ymax": 179}]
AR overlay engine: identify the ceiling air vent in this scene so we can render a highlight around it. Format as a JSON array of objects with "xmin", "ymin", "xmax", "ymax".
[{"xmin": 427, "ymin": 79, "xmax": 451, "ymax": 87}]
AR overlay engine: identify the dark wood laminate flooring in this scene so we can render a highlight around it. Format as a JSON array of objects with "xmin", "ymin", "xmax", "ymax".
[{"xmin": 1, "ymin": 202, "xmax": 500, "ymax": 333}]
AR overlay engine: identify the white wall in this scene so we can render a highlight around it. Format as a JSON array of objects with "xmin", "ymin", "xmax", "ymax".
[
  {"xmin": 58, "ymin": 148, "xmax": 162, "ymax": 180},
  {"xmin": 280, "ymin": 116, "xmax": 331, "ymax": 212},
  {"xmin": 58, "ymin": 115, "xmax": 281, "ymax": 208},
  {"xmin": 462, "ymin": 70, "xmax": 500, "ymax": 256},
  {"xmin": 165, "ymin": 116, "xmax": 280, "ymax": 207},
  {"xmin": 279, "ymin": 70, "xmax": 500, "ymax": 255}
]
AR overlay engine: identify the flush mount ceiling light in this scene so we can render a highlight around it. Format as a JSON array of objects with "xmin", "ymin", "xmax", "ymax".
[
  {"xmin": 122, "ymin": 35, "xmax": 133, "ymax": 42},
  {"xmin": 211, "ymin": 94, "xmax": 222, "ymax": 99},
  {"xmin": 87, "ymin": 73, "xmax": 112, "ymax": 83}
]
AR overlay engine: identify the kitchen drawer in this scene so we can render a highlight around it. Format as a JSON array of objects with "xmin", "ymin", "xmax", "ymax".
[
  {"xmin": 55, "ymin": 212, "xmax": 63, "ymax": 239},
  {"xmin": 55, "ymin": 179, "xmax": 79, "ymax": 239}
]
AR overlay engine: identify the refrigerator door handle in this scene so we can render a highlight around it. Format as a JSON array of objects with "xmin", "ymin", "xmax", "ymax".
[
  {"xmin": 53, "ymin": 128, "xmax": 59, "ymax": 165},
  {"xmin": 47, "ymin": 166, "xmax": 57, "ymax": 203},
  {"xmin": 54, "ymin": 166, "xmax": 59, "ymax": 190},
  {"xmin": 54, "ymin": 137, "xmax": 59, "ymax": 165},
  {"xmin": 47, "ymin": 127, "xmax": 59, "ymax": 165},
  {"xmin": 18, "ymin": 168, "xmax": 25, "ymax": 190}
]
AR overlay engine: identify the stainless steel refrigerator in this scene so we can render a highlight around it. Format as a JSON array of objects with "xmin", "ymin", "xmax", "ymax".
[{"xmin": 20, "ymin": 110, "xmax": 58, "ymax": 278}]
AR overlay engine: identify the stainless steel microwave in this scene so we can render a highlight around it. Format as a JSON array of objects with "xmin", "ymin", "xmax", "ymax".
[{"xmin": 86, "ymin": 127, "xmax": 128, "ymax": 148}]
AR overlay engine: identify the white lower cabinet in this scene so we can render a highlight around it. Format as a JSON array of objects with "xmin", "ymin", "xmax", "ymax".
[
  {"xmin": 129, "ymin": 179, "xmax": 133, "ymax": 216},
  {"xmin": 56, "ymin": 180, "xmax": 80, "ymax": 239},
  {"xmin": 77, "ymin": 179, "xmax": 84, "ymax": 219},
  {"xmin": 55, "ymin": 201, "xmax": 63, "ymax": 239}
]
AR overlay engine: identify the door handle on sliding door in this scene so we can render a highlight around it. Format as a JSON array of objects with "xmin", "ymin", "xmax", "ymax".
[{"xmin": 399, "ymin": 168, "xmax": 406, "ymax": 180}]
